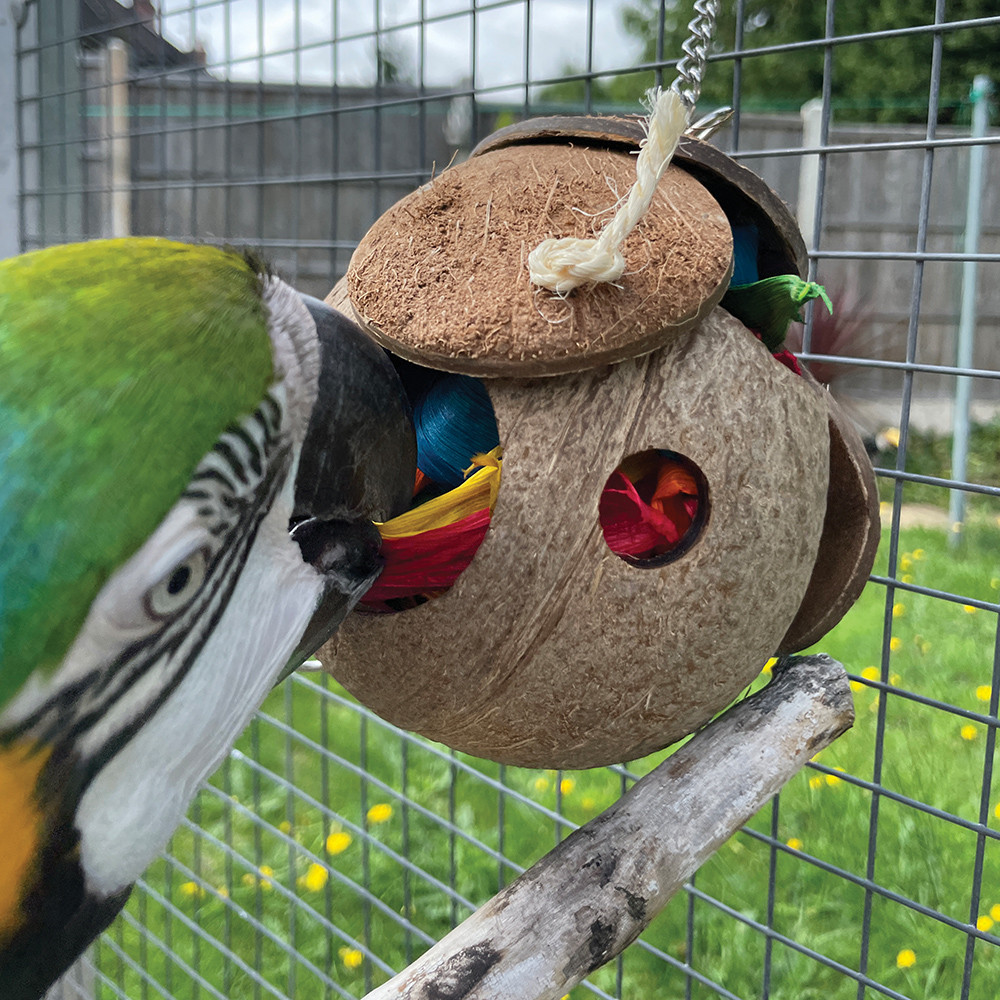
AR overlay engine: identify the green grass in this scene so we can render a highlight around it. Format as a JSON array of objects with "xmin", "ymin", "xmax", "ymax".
[
  {"xmin": 93, "ymin": 519, "xmax": 1000, "ymax": 1000},
  {"xmin": 876, "ymin": 417, "xmax": 1000, "ymax": 511}
]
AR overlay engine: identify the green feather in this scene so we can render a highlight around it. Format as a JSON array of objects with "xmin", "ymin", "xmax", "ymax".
[
  {"xmin": 0, "ymin": 238, "xmax": 275, "ymax": 709},
  {"xmin": 722, "ymin": 275, "xmax": 833, "ymax": 352}
]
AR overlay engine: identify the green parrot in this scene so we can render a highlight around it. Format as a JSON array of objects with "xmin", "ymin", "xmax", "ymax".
[{"xmin": 0, "ymin": 238, "xmax": 416, "ymax": 999}]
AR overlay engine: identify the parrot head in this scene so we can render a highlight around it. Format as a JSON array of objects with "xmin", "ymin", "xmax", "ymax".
[{"xmin": 0, "ymin": 238, "xmax": 415, "ymax": 998}]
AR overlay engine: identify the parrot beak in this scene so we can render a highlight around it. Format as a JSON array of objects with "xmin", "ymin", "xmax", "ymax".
[{"xmin": 285, "ymin": 296, "xmax": 416, "ymax": 665}]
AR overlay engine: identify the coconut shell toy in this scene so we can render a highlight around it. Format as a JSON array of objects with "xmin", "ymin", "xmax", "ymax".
[{"xmin": 317, "ymin": 81, "xmax": 879, "ymax": 770}]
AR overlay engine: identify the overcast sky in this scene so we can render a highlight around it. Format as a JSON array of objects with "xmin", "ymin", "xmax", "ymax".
[{"xmin": 155, "ymin": 0, "xmax": 642, "ymax": 99}]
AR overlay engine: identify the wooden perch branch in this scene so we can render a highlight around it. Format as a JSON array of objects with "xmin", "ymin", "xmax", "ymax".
[{"xmin": 364, "ymin": 654, "xmax": 855, "ymax": 1000}]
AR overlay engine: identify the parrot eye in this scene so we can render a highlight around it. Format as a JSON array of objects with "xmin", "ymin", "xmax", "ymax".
[{"xmin": 144, "ymin": 547, "xmax": 210, "ymax": 621}]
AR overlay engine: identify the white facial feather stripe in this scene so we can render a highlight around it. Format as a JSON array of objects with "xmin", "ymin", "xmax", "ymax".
[{"xmin": 75, "ymin": 477, "xmax": 323, "ymax": 895}]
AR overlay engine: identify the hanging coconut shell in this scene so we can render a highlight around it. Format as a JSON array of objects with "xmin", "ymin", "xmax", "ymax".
[{"xmin": 319, "ymin": 113, "xmax": 879, "ymax": 770}]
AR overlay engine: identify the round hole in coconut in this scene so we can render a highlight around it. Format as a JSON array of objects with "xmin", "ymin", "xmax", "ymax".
[
  {"xmin": 598, "ymin": 449, "xmax": 709, "ymax": 568},
  {"xmin": 359, "ymin": 360, "xmax": 503, "ymax": 613}
]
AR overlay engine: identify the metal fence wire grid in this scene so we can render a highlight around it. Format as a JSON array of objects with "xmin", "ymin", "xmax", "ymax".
[{"xmin": 4, "ymin": 1, "xmax": 1000, "ymax": 999}]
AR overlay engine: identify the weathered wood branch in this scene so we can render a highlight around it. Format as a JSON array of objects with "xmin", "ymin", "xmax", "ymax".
[{"xmin": 364, "ymin": 654, "xmax": 854, "ymax": 1000}]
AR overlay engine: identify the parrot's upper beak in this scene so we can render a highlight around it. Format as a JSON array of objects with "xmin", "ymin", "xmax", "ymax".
[
  {"xmin": 294, "ymin": 295, "xmax": 415, "ymax": 528},
  {"xmin": 286, "ymin": 295, "xmax": 416, "ymax": 665}
]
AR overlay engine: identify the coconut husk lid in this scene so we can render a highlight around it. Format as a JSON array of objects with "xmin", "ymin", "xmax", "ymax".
[
  {"xmin": 346, "ymin": 117, "xmax": 735, "ymax": 376},
  {"xmin": 472, "ymin": 116, "xmax": 808, "ymax": 279}
]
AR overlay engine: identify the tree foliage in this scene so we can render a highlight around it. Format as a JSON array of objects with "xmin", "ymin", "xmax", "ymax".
[{"xmin": 542, "ymin": 1, "xmax": 998, "ymax": 123}]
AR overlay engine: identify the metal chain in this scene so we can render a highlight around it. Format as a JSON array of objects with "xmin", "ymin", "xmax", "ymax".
[{"xmin": 670, "ymin": 0, "xmax": 720, "ymax": 110}]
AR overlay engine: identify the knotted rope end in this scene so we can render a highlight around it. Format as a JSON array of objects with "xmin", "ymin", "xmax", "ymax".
[{"xmin": 528, "ymin": 87, "xmax": 690, "ymax": 295}]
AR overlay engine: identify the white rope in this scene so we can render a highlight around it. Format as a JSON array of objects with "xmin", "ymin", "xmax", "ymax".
[{"xmin": 528, "ymin": 87, "xmax": 691, "ymax": 294}]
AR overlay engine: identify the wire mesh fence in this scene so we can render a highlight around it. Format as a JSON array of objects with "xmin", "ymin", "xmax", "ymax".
[{"xmin": 7, "ymin": 1, "xmax": 1000, "ymax": 998}]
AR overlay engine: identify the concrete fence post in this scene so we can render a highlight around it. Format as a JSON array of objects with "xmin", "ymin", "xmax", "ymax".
[
  {"xmin": 0, "ymin": 0, "xmax": 23, "ymax": 258},
  {"xmin": 796, "ymin": 97, "xmax": 823, "ymax": 249}
]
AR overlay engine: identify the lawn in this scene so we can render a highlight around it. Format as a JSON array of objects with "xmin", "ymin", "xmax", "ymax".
[{"xmin": 92, "ymin": 512, "xmax": 1000, "ymax": 1000}]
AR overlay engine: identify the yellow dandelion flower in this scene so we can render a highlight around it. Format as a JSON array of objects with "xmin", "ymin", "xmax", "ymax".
[
  {"xmin": 179, "ymin": 881, "xmax": 204, "ymax": 899},
  {"xmin": 889, "ymin": 673, "xmax": 901, "ymax": 686},
  {"xmin": 850, "ymin": 680, "xmax": 863, "ymax": 692},
  {"xmin": 581, "ymin": 796, "xmax": 597, "ymax": 812},
  {"xmin": 961, "ymin": 725, "xmax": 978, "ymax": 741},
  {"xmin": 809, "ymin": 776, "xmax": 823, "ymax": 790},
  {"xmin": 533, "ymin": 777, "xmax": 550, "ymax": 793},
  {"xmin": 302, "ymin": 863, "xmax": 328, "ymax": 892},
  {"xmin": 912, "ymin": 548, "xmax": 925, "ymax": 561},
  {"xmin": 217, "ymin": 886, "xmax": 229, "ymax": 899},
  {"xmin": 825, "ymin": 768, "xmax": 846, "ymax": 787},
  {"xmin": 762, "ymin": 658, "xmax": 777, "ymax": 675},
  {"xmin": 977, "ymin": 915, "xmax": 994, "ymax": 933},
  {"xmin": 326, "ymin": 831, "xmax": 353, "ymax": 855},
  {"xmin": 896, "ymin": 949, "xmax": 916, "ymax": 969},
  {"xmin": 892, "ymin": 603, "xmax": 905, "ymax": 618},
  {"xmin": 889, "ymin": 637, "xmax": 902, "ymax": 652},
  {"xmin": 338, "ymin": 947, "xmax": 364, "ymax": 970},
  {"xmin": 976, "ymin": 685, "xmax": 992, "ymax": 702},
  {"xmin": 278, "ymin": 820, "xmax": 292, "ymax": 835},
  {"xmin": 869, "ymin": 694, "xmax": 881, "ymax": 712},
  {"xmin": 861, "ymin": 666, "xmax": 880, "ymax": 681},
  {"xmin": 991, "ymin": 904, "xmax": 1000, "ymax": 923},
  {"xmin": 995, "ymin": 802, "xmax": 1000, "ymax": 820},
  {"xmin": 366, "ymin": 803, "xmax": 393, "ymax": 824},
  {"xmin": 560, "ymin": 778, "xmax": 576, "ymax": 795},
  {"xmin": 991, "ymin": 578, "xmax": 1000, "ymax": 591},
  {"xmin": 964, "ymin": 605, "xmax": 978, "ymax": 615},
  {"xmin": 786, "ymin": 837, "xmax": 803, "ymax": 850},
  {"xmin": 900, "ymin": 556, "xmax": 912, "ymax": 572},
  {"xmin": 256, "ymin": 865, "xmax": 275, "ymax": 890},
  {"xmin": 241, "ymin": 873, "xmax": 256, "ymax": 887},
  {"xmin": 901, "ymin": 574, "xmax": 914, "ymax": 584},
  {"xmin": 919, "ymin": 639, "xmax": 932, "ymax": 654}
]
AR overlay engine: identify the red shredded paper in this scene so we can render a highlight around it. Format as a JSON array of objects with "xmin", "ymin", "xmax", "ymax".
[
  {"xmin": 599, "ymin": 458, "xmax": 699, "ymax": 560},
  {"xmin": 362, "ymin": 508, "xmax": 491, "ymax": 605}
]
